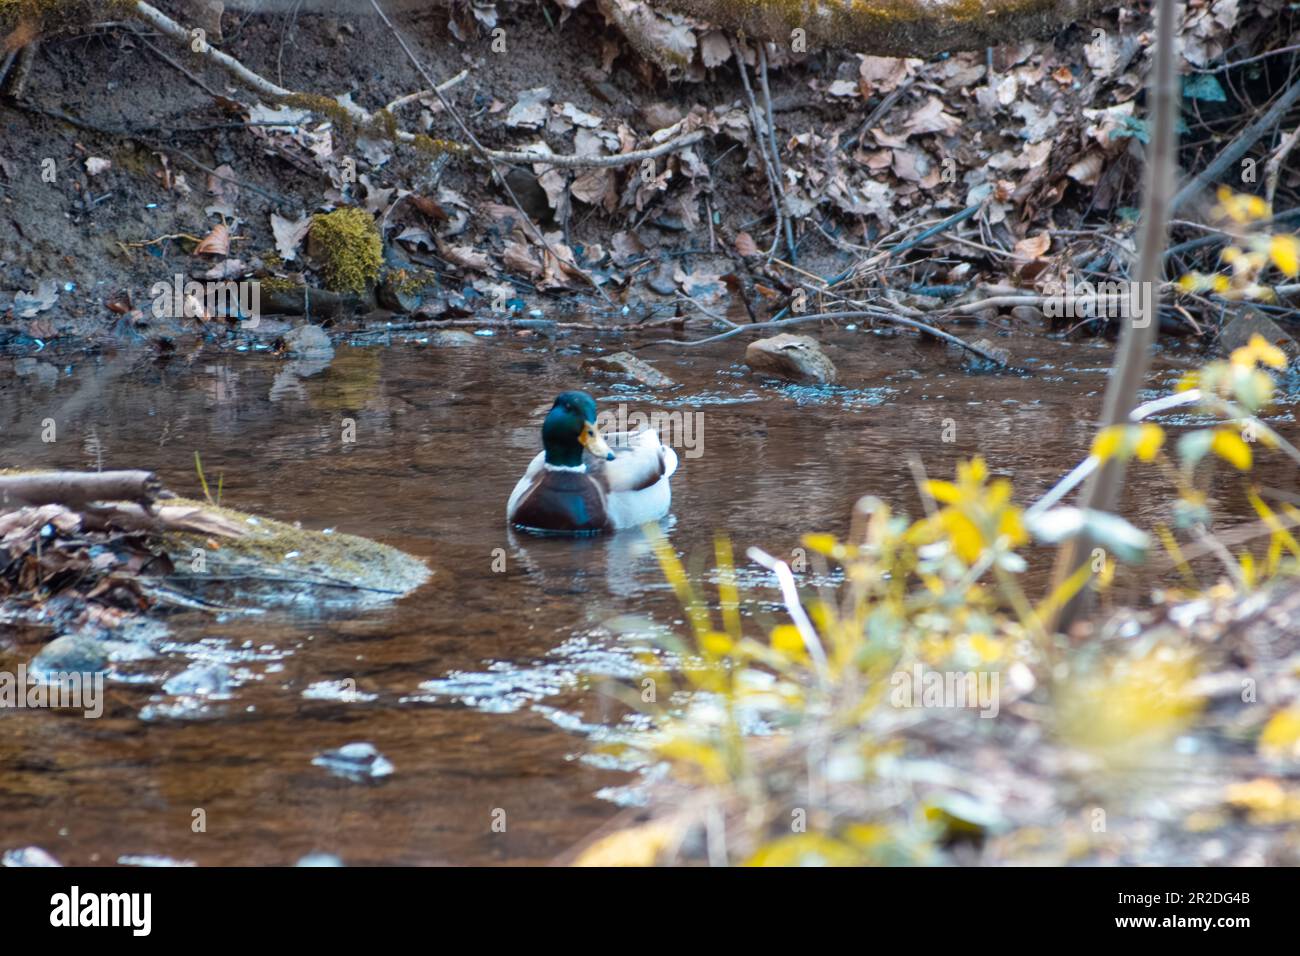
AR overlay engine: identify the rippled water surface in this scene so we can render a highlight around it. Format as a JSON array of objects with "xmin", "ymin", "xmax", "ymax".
[{"xmin": 1, "ymin": 327, "xmax": 1294, "ymax": 864}]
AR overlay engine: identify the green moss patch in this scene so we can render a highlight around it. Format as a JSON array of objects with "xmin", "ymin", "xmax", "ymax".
[{"xmin": 309, "ymin": 207, "xmax": 383, "ymax": 295}]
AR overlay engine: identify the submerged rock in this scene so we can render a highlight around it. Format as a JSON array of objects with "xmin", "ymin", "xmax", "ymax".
[
  {"xmin": 282, "ymin": 324, "xmax": 334, "ymax": 358},
  {"xmin": 1218, "ymin": 309, "xmax": 1299, "ymax": 368},
  {"xmin": 745, "ymin": 334, "xmax": 837, "ymax": 384},
  {"xmin": 313, "ymin": 742, "xmax": 394, "ymax": 782},
  {"xmin": 583, "ymin": 351, "xmax": 675, "ymax": 387},
  {"xmin": 30, "ymin": 635, "xmax": 107, "ymax": 679},
  {"xmin": 960, "ymin": 337, "xmax": 1011, "ymax": 372}
]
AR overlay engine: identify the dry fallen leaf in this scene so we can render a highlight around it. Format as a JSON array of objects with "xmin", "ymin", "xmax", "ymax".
[
  {"xmin": 1014, "ymin": 233, "xmax": 1051, "ymax": 261},
  {"xmin": 444, "ymin": 244, "xmax": 493, "ymax": 273},
  {"xmin": 270, "ymin": 212, "xmax": 311, "ymax": 261},
  {"xmin": 735, "ymin": 232, "xmax": 759, "ymax": 257},
  {"xmin": 194, "ymin": 223, "xmax": 230, "ymax": 257},
  {"xmin": 1067, "ymin": 152, "xmax": 1106, "ymax": 186},
  {"xmin": 502, "ymin": 241, "xmax": 543, "ymax": 279}
]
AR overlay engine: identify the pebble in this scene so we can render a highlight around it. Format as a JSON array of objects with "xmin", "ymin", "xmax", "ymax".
[{"xmin": 312, "ymin": 742, "xmax": 394, "ymax": 782}]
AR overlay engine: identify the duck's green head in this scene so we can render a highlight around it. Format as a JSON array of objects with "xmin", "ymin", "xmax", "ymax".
[{"xmin": 542, "ymin": 391, "xmax": 613, "ymax": 467}]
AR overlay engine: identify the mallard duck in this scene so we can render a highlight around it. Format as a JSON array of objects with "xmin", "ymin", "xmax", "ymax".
[{"xmin": 507, "ymin": 391, "xmax": 678, "ymax": 534}]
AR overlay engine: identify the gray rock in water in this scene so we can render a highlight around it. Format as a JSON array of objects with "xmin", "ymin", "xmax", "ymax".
[
  {"xmin": 30, "ymin": 635, "xmax": 107, "ymax": 680},
  {"xmin": 163, "ymin": 661, "xmax": 232, "ymax": 697},
  {"xmin": 583, "ymin": 351, "xmax": 675, "ymax": 387},
  {"xmin": 428, "ymin": 330, "xmax": 481, "ymax": 348},
  {"xmin": 282, "ymin": 324, "xmax": 334, "ymax": 358},
  {"xmin": 313, "ymin": 742, "xmax": 394, "ymax": 782},
  {"xmin": 745, "ymin": 333, "xmax": 837, "ymax": 384},
  {"xmin": 960, "ymin": 337, "xmax": 1011, "ymax": 372},
  {"xmin": 2, "ymin": 846, "xmax": 61, "ymax": 867},
  {"xmin": 1218, "ymin": 308, "xmax": 1298, "ymax": 367}
]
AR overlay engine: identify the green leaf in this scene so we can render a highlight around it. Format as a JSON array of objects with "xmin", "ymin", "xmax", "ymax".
[
  {"xmin": 1184, "ymin": 74, "xmax": 1227, "ymax": 102},
  {"xmin": 1177, "ymin": 429, "xmax": 1215, "ymax": 469},
  {"xmin": 1111, "ymin": 115, "xmax": 1149, "ymax": 144}
]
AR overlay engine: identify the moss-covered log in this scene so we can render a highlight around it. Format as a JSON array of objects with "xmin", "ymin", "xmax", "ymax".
[{"xmin": 651, "ymin": 0, "xmax": 1107, "ymax": 56}]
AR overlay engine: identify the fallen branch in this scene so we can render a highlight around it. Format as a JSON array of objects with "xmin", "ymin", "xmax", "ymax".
[
  {"xmin": 0, "ymin": 470, "xmax": 165, "ymax": 509},
  {"xmin": 485, "ymin": 130, "xmax": 707, "ymax": 168},
  {"xmin": 639, "ymin": 309, "xmax": 1018, "ymax": 368},
  {"xmin": 78, "ymin": 502, "xmax": 250, "ymax": 537}
]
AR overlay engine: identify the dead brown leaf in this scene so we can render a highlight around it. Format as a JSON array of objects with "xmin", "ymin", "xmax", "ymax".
[{"xmin": 194, "ymin": 223, "xmax": 230, "ymax": 257}]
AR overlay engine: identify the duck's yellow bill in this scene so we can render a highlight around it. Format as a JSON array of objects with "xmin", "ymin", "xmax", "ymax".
[{"xmin": 580, "ymin": 421, "xmax": 614, "ymax": 460}]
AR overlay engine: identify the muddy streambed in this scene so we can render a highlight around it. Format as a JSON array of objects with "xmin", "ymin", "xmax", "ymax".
[{"xmin": 1, "ymin": 326, "xmax": 1296, "ymax": 865}]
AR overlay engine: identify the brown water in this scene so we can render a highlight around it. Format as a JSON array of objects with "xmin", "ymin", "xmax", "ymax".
[{"xmin": 1, "ymin": 326, "xmax": 1295, "ymax": 865}]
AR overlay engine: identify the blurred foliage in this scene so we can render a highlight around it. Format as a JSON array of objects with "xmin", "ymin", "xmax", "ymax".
[
  {"xmin": 1178, "ymin": 187, "xmax": 1300, "ymax": 299},
  {"xmin": 578, "ymin": 339, "xmax": 1300, "ymax": 866}
]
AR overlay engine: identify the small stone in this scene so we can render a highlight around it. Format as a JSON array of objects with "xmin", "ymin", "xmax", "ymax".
[
  {"xmin": 1010, "ymin": 304, "xmax": 1044, "ymax": 325},
  {"xmin": 1218, "ymin": 308, "xmax": 1299, "ymax": 367},
  {"xmin": 583, "ymin": 351, "xmax": 675, "ymax": 387},
  {"xmin": 163, "ymin": 661, "xmax": 232, "ymax": 697},
  {"xmin": 313, "ymin": 742, "xmax": 394, "ymax": 782},
  {"xmin": 745, "ymin": 334, "xmax": 837, "ymax": 384},
  {"xmin": 639, "ymin": 102, "xmax": 684, "ymax": 130},
  {"xmin": 646, "ymin": 262, "xmax": 677, "ymax": 297},
  {"xmin": 30, "ymin": 635, "xmax": 107, "ymax": 680},
  {"xmin": 503, "ymin": 166, "xmax": 551, "ymax": 221},
  {"xmin": 650, "ymin": 215, "xmax": 687, "ymax": 233}
]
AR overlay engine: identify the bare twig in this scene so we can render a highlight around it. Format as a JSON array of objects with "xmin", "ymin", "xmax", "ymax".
[
  {"xmin": 485, "ymin": 130, "xmax": 707, "ymax": 168},
  {"xmin": 1052, "ymin": 0, "xmax": 1179, "ymax": 632},
  {"xmin": 845, "ymin": 75, "xmax": 916, "ymax": 149},
  {"xmin": 383, "ymin": 68, "xmax": 468, "ymax": 112},
  {"xmin": 757, "ymin": 42, "xmax": 796, "ymax": 263},
  {"xmin": 1171, "ymin": 68, "xmax": 1300, "ymax": 213},
  {"xmin": 730, "ymin": 36, "xmax": 788, "ymax": 263},
  {"xmin": 1264, "ymin": 122, "xmax": 1300, "ymax": 206}
]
